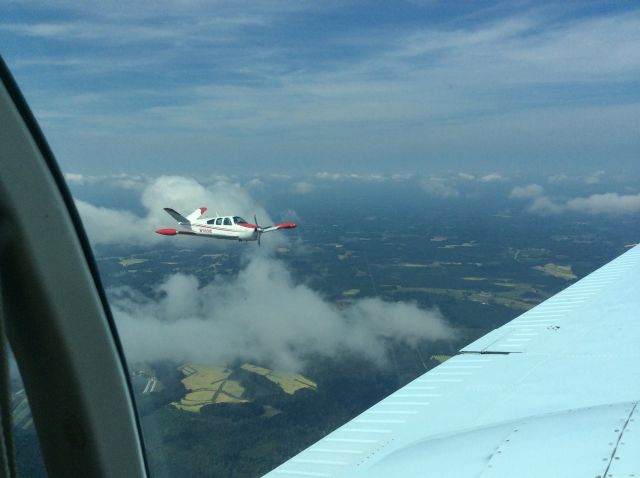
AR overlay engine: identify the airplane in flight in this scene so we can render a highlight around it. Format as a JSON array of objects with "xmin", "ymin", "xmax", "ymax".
[
  {"xmin": 2, "ymin": 56, "xmax": 640, "ymax": 478},
  {"xmin": 155, "ymin": 207, "xmax": 296, "ymax": 244}
]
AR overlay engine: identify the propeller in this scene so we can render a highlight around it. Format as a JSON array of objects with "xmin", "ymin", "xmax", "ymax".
[{"xmin": 254, "ymin": 214, "xmax": 262, "ymax": 247}]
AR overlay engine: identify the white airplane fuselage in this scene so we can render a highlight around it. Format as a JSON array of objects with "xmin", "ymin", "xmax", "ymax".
[{"xmin": 186, "ymin": 216, "xmax": 259, "ymax": 241}]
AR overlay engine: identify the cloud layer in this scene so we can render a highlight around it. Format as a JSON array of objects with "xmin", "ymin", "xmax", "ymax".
[
  {"xmin": 529, "ymin": 193, "xmax": 640, "ymax": 216},
  {"xmin": 111, "ymin": 256, "xmax": 454, "ymax": 371}
]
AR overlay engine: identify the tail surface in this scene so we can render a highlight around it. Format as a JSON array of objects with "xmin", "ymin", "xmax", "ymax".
[
  {"xmin": 186, "ymin": 207, "xmax": 207, "ymax": 222},
  {"xmin": 164, "ymin": 208, "xmax": 190, "ymax": 224}
]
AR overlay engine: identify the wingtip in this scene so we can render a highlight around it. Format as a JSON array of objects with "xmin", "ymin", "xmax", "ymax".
[
  {"xmin": 277, "ymin": 222, "xmax": 297, "ymax": 229},
  {"xmin": 156, "ymin": 228, "xmax": 178, "ymax": 236}
]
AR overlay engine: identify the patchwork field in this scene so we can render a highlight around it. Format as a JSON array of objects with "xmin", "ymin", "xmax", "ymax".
[
  {"xmin": 392, "ymin": 280, "xmax": 547, "ymax": 312},
  {"xmin": 241, "ymin": 364, "xmax": 317, "ymax": 395},
  {"xmin": 172, "ymin": 365, "xmax": 247, "ymax": 412},
  {"xmin": 173, "ymin": 363, "xmax": 318, "ymax": 412}
]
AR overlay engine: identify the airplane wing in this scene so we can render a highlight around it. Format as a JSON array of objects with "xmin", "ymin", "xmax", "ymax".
[
  {"xmin": 265, "ymin": 245, "xmax": 640, "ymax": 477},
  {"xmin": 261, "ymin": 222, "xmax": 297, "ymax": 233}
]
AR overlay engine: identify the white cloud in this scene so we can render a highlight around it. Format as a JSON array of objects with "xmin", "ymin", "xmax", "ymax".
[
  {"xmin": 111, "ymin": 255, "xmax": 455, "ymax": 371},
  {"xmin": 76, "ymin": 200, "xmax": 149, "ymax": 244},
  {"xmin": 391, "ymin": 173, "xmax": 414, "ymax": 181},
  {"xmin": 314, "ymin": 172, "xmax": 387, "ymax": 182},
  {"xmin": 291, "ymin": 181, "xmax": 316, "ymax": 194},
  {"xmin": 64, "ymin": 172, "xmax": 148, "ymax": 190},
  {"xmin": 528, "ymin": 192, "xmax": 640, "ymax": 215},
  {"xmin": 419, "ymin": 177, "xmax": 460, "ymax": 198},
  {"xmin": 64, "ymin": 172, "xmax": 98, "ymax": 185},
  {"xmin": 315, "ymin": 172, "xmax": 347, "ymax": 181},
  {"xmin": 546, "ymin": 171, "xmax": 611, "ymax": 186},
  {"xmin": 528, "ymin": 196, "xmax": 565, "ymax": 215},
  {"xmin": 246, "ymin": 178, "xmax": 264, "ymax": 190},
  {"xmin": 510, "ymin": 184, "xmax": 544, "ymax": 199},
  {"xmin": 566, "ymin": 193, "xmax": 640, "ymax": 215},
  {"xmin": 547, "ymin": 173, "xmax": 568, "ymax": 184},
  {"xmin": 479, "ymin": 173, "xmax": 505, "ymax": 183},
  {"xmin": 583, "ymin": 170, "xmax": 605, "ymax": 185}
]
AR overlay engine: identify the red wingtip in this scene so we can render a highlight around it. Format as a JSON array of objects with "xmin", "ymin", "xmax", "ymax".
[
  {"xmin": 156, "ymin": 228, "xmax": 178, "ymax": 236},
  {"xmin": 200, "ymin": 207, "xmax": 207, "ymax": 214},
  {"xmin": 277, "ymin": 223, "xmax": 297, "ymax": 229}
]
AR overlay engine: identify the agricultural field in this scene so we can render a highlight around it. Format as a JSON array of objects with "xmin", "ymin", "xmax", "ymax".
[
  {"xmin": 533, "ymin": 263, "xmax": 577, "ymax": 280},
  {"xmin": 118, "ymin": 257, "xmax": 148, "ymax": 267},
  {"xmin": 391, "ymin": 279, "xmax": 547, "ymax": 312},
  {"xmin": 172, "ymin": 363, "xmax": 317, "ymax": 412},
  {"xmin": 172, "ymin": 364, "xmax": 246, "ymax": 412},
  {"xmin": 240, "ymin": 364, "xmax": 317, "ymax": 395}
]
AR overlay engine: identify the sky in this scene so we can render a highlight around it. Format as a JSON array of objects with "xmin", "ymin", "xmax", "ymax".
[
  {"xmin": 2, "ymin": 0, "xmax": 639, "ymax": 177},
  {"xmin": 4, "ymin": 1, "xmax": 640, "ymax": 369}
]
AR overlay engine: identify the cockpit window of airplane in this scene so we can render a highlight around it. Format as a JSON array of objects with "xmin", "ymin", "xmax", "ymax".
[{"xmin": 2, "ymin": 2, "xmax": 639, "ymax": 477}]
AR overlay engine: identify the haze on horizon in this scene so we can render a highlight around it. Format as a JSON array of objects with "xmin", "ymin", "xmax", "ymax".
[{"xmin": 1, "ymin": 0, "xmax": 639, "ymax": 178}]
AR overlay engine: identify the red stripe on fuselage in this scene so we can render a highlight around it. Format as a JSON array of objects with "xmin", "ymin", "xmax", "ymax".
[{"xmin": 196, "ymin": 225, "xmax": 242, "ymax": 232}]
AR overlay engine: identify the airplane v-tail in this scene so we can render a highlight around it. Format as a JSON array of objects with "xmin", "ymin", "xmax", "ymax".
[{"xmin": 155, "ymin": 207, "xmax": 296, "ymax": 245}]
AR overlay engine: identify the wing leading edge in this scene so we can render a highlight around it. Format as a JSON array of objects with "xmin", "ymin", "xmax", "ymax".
[{"xmin": 265, "ymin": 245, "xmax": 640, "ymax": 478}]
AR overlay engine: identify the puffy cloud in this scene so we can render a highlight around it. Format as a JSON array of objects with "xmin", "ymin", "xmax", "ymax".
[
  {"xmin": 391, "ymin": 173, "xmax": 414, "ymax": 181},
  {"xmin": 566, "ymin": 193, "xmax": 640, "ymax": 215},
  {"xmin": 546, "ymin": 171, "xmax": 610, "ymax": 185},
  {"xmin": 419, "ymin": 177, "xmax": 460, "ymax": 198},
  {"xmin": 479, "ymin": 173, "xmax": 506, "ymax": 183},
  {"xmin": 64, "ymin": 172, "xmax": 148, "ymax": 190},
  {"xmin": 315, "ymin": 172, "xmax": 386, "ymax": 182},
  {"xmin": 76, "ymin": 175, "xmax": 274, "ymax": 246},
  {"xmin": 528, "ymin": 196, "xmax": 565, "ymax": 215},
  {"xmin": 583, "ymin": 170, "xmax": 605, "ymax": 185},
  {"xmin": 75, "ymin": 200, "xmax": 149, "ymax": 244},
  {"xmin": 529, "ymin": 192, "xmax": 640, "ymax": 215},
  {"xmin": 111, "ymin": 256, "xmax": 455, "ymax": 371},
  {"xmin": 246, "ymin": 178, "xmax": 264, "ymax": 190},
  {"xmin": 547, "ymin": 173, "xmax": 569, "ymax": 184},
  {"xmin": 64, "ymin": 172, "xmax": 98, "ymax": 185},
  {"xmin": 510, "ymin": 184, "xmax": 544, "ymax": 199},
  {"xmin": 291, "ymin": 181, "xmax": 316, "ymax": 194}
]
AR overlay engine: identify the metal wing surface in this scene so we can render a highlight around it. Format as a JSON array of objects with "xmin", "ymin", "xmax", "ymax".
[{"xmin": 265, "ymin": 245, "xmax": 640, "ymax": 478}]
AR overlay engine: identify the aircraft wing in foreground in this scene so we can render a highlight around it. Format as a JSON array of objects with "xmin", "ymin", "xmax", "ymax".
[{"xmin": 265, "ymin": 245, "xmax": 640, "ymax": 477}]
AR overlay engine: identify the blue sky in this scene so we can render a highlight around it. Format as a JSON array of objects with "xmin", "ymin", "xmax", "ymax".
[{"xmin": 2, "ymin": 1, "xmax": 639, "ymax": 177}]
